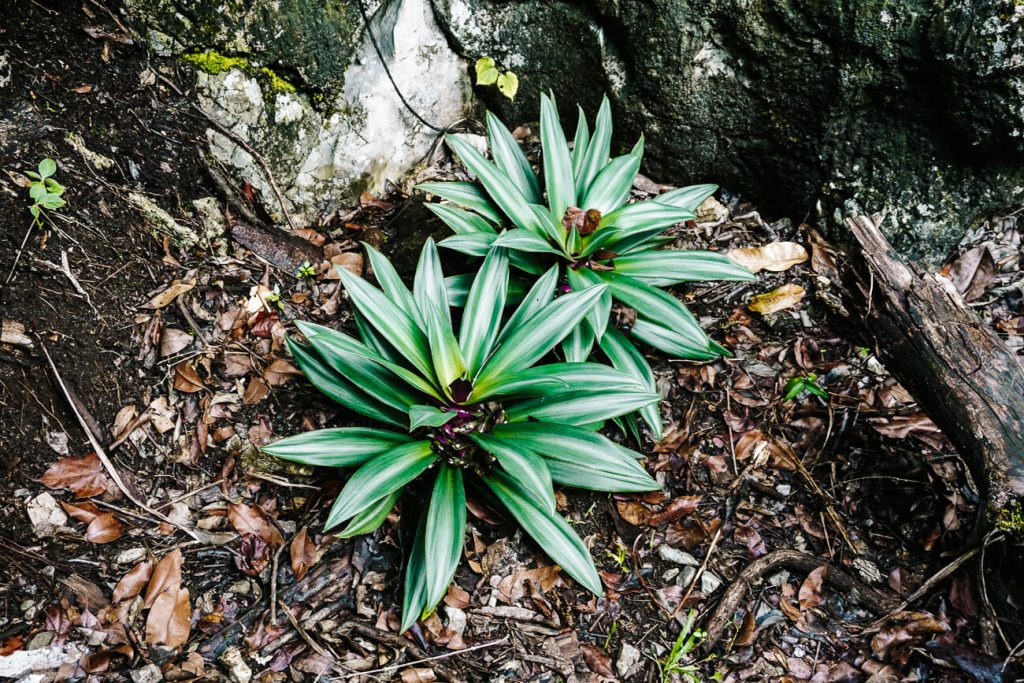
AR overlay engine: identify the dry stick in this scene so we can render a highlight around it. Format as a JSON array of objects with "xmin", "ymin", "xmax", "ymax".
[
  {"xmin": 340, "ymin": 620, "xmax": 461, "ymax": 683},
  {"xmin": 194, "ymin": 106, "xmax": 296, "ymax": 229},
  {"xmin": 277, "ymin": 598, "xmax": 342, "ymax": 670},
  {"xmin": 701, "ymin": 549, "xmax": 899, "ymax": 651},
  {"xmin": 39, "ymin": 342, "xmax": 201, "ymax": 541},
  {"xmin": 335, "ymin": 635, "xmax": 509, "ymax": 681}
]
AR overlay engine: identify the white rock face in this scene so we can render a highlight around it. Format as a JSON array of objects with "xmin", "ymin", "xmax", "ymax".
[{"xmin": 197, "ymin": 0, "xmax": 471, "ymax": 225}]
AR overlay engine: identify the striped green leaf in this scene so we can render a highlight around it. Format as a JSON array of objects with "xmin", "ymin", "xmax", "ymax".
[
  {"xmin": 335, "ymin": 265, "xmax": 435, "ymax": 382},
  {"xmin": 566, "ymin": 266, "xmax": 611, "ymax": 341},
  {"xmin": 598, "ymin": 202, "xmax": 694, "ymax": 232},
  {"xmin": 611, "ymin": 250, "xmax": 755, "ymax": 287},
  {"xmin": 486, "ymin": 110, "xmax": 542, "ymax": 203},
  {"xmin": 423, "ymin": 298, "xmax": 465, "ymax": 393},
  {"xmin": 578, "ymin": 154, "xmax": 640, "ymax": 215},
  {"xmin": 540, "ymin": 93, "xmax": 576, "ymax": 219},
  {"xmin": 409, "ymin": 405, "xmax": 457, "ymax": 431},
  {"xmin": 483, "ymin": 470, "xmax": 602, "ymax": 594},
  {"xmin": 598, "ymin": 327, "xmax": 662, "ymax": 440},
  {"xmin": 339, "ymin": 489, "xmax": 400, "ymax": 538},
  {"xmin": 491, "ymin": 229, "xmax": 565, "ymax": 256},
  {"xmin": 575, "ymin": 96, "xmax": 612, "ymax": 199},
  {"xmin": 424, "ymin": 465, "xmax": 466, "ymax": 609},
  {"xmin": 595, "ymin": 272, "xmax": 710, "ymax": 354},
  {"xmin": 560, "ymin": 322, "xmax": 594, "ymax": 363},
  {"xmin": 655, "ymin": 183, "xmax": 718, "ymax": 212},
  {"xmin": 504, "ymin": 390, "xmax": 661, "ymax": 425},
  {"xmin": 446, "ymin": 273, "xmax": 528, "ymax": 308},
  {"xmin": 414, "ymin": 238, "xmax": 451, "ymax": 326},
  {"xmin": 438, "ymin": 232, "xmax": 498, "ymax": 257},
  {"xmin": 401, "ymin": 515, "xmax": 429, "ymax": 633},
  {"xmin": 415, "ymin": 181, "xmax": 503, "ymax": 224},
  {"xmin": 475, "ymin": 284, "xmax": 608, "ymax": 391},
  {"xmin": 470, "ymin": 362, "xmax": 647, "ymax": 401},
  {"xmin": 571, "ymin": 105, "xmax": 590, "ymax": 179},
  {"xmin": 470, "ymin": 433, "xmax": 555, "ymax": 512},
  {"xmin": 492, "ymin": 422, "xmax": 659, "ymax": 492},
  {"xmin": 495, "ymin": 265, "xmax": 560, "ymax": 345},
  {"xmin": 631, "ymin": 319, "xmax": 720, "ymax": 360},
  {"xmin": 325, "ymin": 441, "xmax": 436, "ymax": 528},
  {"xmin": 459, "ymin": 247, "xmax": 509, "ymax": 377},
  {"xmin": 286, "ymin": 338, "xmax": 406, "ymax": 428},
  {"xmin": 262, "ymin": 427, "xmax": 413, "ymax": 468},
  {"xmin": 363, "ymin": 243, "xmax": 424, "ymax": 330},
  {"xmin": 425, "ymin": 202, "xmax": 498, "ymax": 235},
  {"xmin": 445, "ymin": 134, "xmax": 547, "ymax": 233}
]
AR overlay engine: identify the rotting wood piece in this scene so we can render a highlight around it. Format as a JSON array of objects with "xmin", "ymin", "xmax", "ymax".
[
  {"xmin": 832, "ymin": 216, "xmax": 1024, "ymax": 522},
  {"xmin": 701, "ymin": 549, "xmax": 899, "ymax": 651}
]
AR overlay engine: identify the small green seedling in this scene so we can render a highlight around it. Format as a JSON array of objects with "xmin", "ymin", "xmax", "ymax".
[
  {"xmin": 24, "ymin": 158, "xmax": 66, "ymax": 227},
  {"xmin": 475, "ymin": 57, "xmax": 518, "ymax": 100},
  {"xmin": 657, "ymin": 610, "xmax": 718, "ymax": 683},
  {"xmin": 296, "ymin": 260, "xmax": 316, "ymax": 279},
  {"xmin": 606, "ymin": 542, "xmax": 630, "ymax": 573},
  {"xmin": 782, "ymin": 372, "xmax": 828, "ymax": 401},
  {"xmin": 266, "ymin": 284, "xmax": 284, "ymax": 310}
]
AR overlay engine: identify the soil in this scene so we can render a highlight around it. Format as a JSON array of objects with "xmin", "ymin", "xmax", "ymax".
[{"xmin": 1, "ymin": 2, "xmax": 1021, "ymax": 682}]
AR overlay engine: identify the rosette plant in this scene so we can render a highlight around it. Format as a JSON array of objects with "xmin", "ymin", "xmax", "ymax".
[
  {"xmin": 262, "ymin": 240, "xmax": 662, "ymax": 631},
  {"xmin": 417, "ymin": 94, "xmax": 755, "ymax": 439}
]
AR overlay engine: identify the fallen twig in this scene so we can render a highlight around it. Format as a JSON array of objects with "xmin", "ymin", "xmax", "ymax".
[
  {"xmin": 339, "ymin": 620, "xmax": 462, "ymax": 682},
  {"xmin": 701, "ymin": 549, "xmax": 899, "ymax": 651},
  {"xmin": 334, "ymin": 635, "xmax": 509, "ymax": 681},
  {"xmin": 39, "ymin": 341, "xmax": 201, "ymax": 541}
]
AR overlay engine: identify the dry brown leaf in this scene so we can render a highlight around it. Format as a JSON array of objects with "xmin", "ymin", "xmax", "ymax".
[
  {"xmin": 145, "ymin": 586, "xmax": 190, "ymax": 647},
  {"xmin": 61, "ymin": 500, "xmax": 101, "ymax": 523},
  {"xmin": 748, "ymin": 284, "xmax": 805, "ymax": 314},
  {"xmin": 41, "ymin": 453, "xmax": 109, "ymax": 498},
  {"xmin": 327, "ymin": 252, "xmax": 364, "ymax": 279},
  {"xmin": 242, "ymin": 377, "xmax": 269, "ymax": 404},
  {"xmin": 942, "ymin": 245, "xmax": 997, "ymax": 302},
  {"xmin": 113, "ymin": 561, "xmax": 152, "ymax": 602},
  {"xmin": 227, "ymin": 502, "xmax": 284, "ymax": 547},
  {"xmin": 173, "ymin": 361, "xmax": 205, "ymax": 393},
  {"xmin": 798, "ymin": 565, "xmax": 829, "ymax": 610},
  {"xmin": 496, "ymin": 566, "xmax": 563, "ymax": 602},
  {"xmin": 143, "ymin": 279, "xmax": 194, "ymax": 309},
  {"xmin": 290, "ymin": 527, "xmax": 317, "ymax": 580},
  {"xmin": 85, "ymin": 513, "xmax": 124, "ymax": 543},
  {"xmin": 160, "ymin": 327, "xmax": 193, "ymax": 357},
  {"xmin": 400, "ymin": 668, "xmax": 436, "ymax": 683},
  {"xmin": 728, "ymin": 242, "xmax": 808, "ymax": 273},
  {"xmin": 264, "ymin": 359, "xmax": 302, "ymax": 386},
  {"xmin": 580, "ymin": 643, "xmax": 615, "ymax": 678},
  {"xmin": 144, "ymin": 549, "xmax": 182, "ymax": 609}
]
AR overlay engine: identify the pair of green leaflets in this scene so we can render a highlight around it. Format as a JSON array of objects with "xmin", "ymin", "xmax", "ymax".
[{"xmin": 263, "ymin": 95, "xmax": 754, "ymax": 631}]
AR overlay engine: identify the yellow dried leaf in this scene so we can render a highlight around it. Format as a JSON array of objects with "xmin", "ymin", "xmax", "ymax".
[
  {"xmin": 728, "ymin": 242, "xmax": 808, "ymax": 273},
  {"xmin": 748, "ymin": 284, "xmax": 805, "ymax": 314}
]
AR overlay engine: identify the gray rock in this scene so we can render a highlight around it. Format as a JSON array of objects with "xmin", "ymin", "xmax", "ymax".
[
  {"xmin": 127, "ymin": 0, "xmax": 471, "ymax": 225},
  {"xmin": 616, "ymin": 642, "xmax": 642, "ymax": 678},
  {"xmin": 130, "ymin": 663, "xmax": 163, "ymax": 683},
  {"xmin": 433, "ymin": 0, "xmax": 1024, "ymax": 263},
  {"xmin": 657, "ymin": 545, "xmax": 699, "ymax": 566}
]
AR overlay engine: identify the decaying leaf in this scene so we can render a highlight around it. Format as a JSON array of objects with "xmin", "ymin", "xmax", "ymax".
[
  {"xmin": 173, "ymin": 361, "xmax": 205, "ymax": 393},
  {"xmin": 160, "ymin": 327, "xmax": 193, "ymax": 356},
  {"xmin": 290, "ymin": 527, "xmax": 317, "ymax": 580},
  {"xmin": 227, "ymin": 502, "xmax": 284, "ymax": 547},
  {"xmin": 113, "ymin": 561, "xmax": 152, "ymax": 602},
  {"xmin": 143, "ymin": 279, "xmax": 195, "ymax": 309},
  {"xmin": 798, "ymin": 565, "xmax": 828, "ymax": 610},
  {"xmin": 942, "ymin": 245, "xmax": 997, "ymax": 302},
  {"xmin": 145, "ymin": 584, "xmax": 190, "ymax": 648},
  {"xmin": 41, "ymin": 453, "xmax": 109, "ymax": 498},
  {"xmin": 84, "ymin": 512, "xmax": 124, "ymax": 544},
  {"xmin": 144, "ymin": 549, "xmax": 182, "ymax": 609},
  {"xmin": 748, "ymin": 284, "xmax": 806, "ymax": 314},
  {"xmin": 264, "ymin": 359, "xmax": 302, "ymax": 386},
  {"xmin": 728, "ymin": 242, "xmax": 808, "ymax": 273}
]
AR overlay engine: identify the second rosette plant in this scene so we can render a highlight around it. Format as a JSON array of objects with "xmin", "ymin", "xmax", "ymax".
[{"xmin": 263, "ymin": 240, "xmax": 661, "ymax": 631}]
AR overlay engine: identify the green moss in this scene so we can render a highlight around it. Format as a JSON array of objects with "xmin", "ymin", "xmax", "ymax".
[
  {"xmin": 181, "ymin": 51, "xmax": 296, "ymax": 93},
  {"xmin": 993, "ymin": 501, "xmax": 1024, "ymax": 534}
]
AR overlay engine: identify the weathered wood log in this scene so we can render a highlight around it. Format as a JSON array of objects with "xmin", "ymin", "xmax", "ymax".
[{"xmin": 833, "ymin": 216, "xmax": 1024, "ymax": 520}]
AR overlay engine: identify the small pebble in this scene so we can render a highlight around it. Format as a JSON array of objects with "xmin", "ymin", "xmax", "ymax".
[{"xmin": 657, "ymin": 545, "xmax": 699, "ymax": 566}]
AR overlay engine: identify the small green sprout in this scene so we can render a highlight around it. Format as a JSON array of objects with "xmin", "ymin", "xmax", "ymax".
[
  {"xmin": 782, "ymin": 372, "xmax": 828, "ymax": 401},
  {"xmin": 475, "ymin": 57, "xmax": 518, "ymax": 100},
  {"xmin": 24, "ymin": 158, "xmax": 66, "ymax": 227},
  {"xmin": 606, "ymin": 541, "xmax": 630, "ymax": 572},
  {"xmin": 657, "ymin": 610, "xmax": 718, "ymax": 683},
  {"xmin": 266, "ymin": 284, "xmax": 284, "ymax": 310},
  {"xmin": 296, "ymin": 260, "xmax": 316, "ymax": 278}
]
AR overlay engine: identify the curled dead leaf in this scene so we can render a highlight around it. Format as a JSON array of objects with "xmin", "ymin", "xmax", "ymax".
[
  {"xmin": 173, "ymin": 361, "xmax": 205, "ymax": 393},
  {"xmin": 728, "ymin": 242, "xmax": 808, "ymax": 273},
  {"xmin": 748, "ymin": 284, "xmax": 805, "ymax": 314},
  {"xmin": 144, "ymin": 549, "xmax": 182, "ymax": 609},
  {"xmin": 227, "ymin": 502, "xmax": 284, "ymax": 547},
  {"xmin": 264, "ymin": 359, "xmax": 302, "ymax": 386},
  {"xmin": 85, "ymin": 512, "xmax": 124, "ymax": 544},
  {"xmin": 160, "ymin": 327, "xmax": 193, "ymax": 357},
  {"xmin": 145, "ymin": 585, "xmax": 190, "ymax": 648}
]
